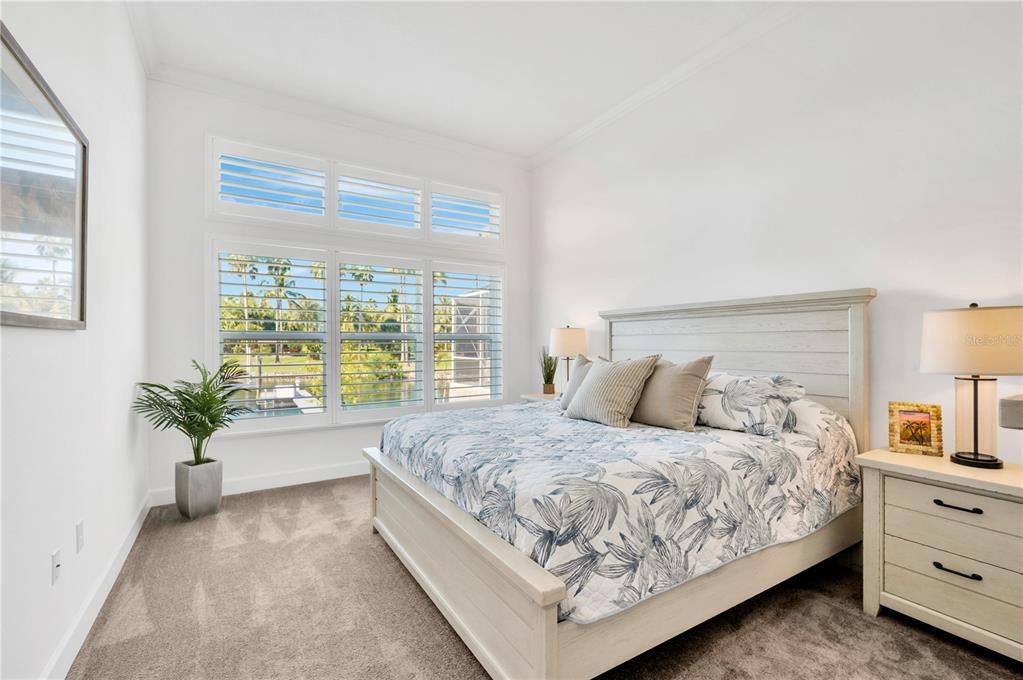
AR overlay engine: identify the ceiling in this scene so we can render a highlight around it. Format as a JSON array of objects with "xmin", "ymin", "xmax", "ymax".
[{"xmin": 130, "ymin": 2, "xmax": 770, "ymax": 159}]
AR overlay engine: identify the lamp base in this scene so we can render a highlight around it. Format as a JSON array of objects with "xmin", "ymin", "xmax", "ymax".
[{"xmin": 950, "ymin": 451, "xmax": 1004, "ymax": 469}]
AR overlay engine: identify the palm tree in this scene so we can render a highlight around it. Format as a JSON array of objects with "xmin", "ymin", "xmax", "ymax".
[
  {"xmin": 35, "ymin": 239, "xmax": 71, "ymax": 292},
  {"xmin": 263, "ymin": 258, "xmax": 301, "ymax": 362}
]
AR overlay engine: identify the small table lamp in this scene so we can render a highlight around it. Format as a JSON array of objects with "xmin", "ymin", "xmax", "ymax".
[
  {"xmin": 549, "ymin": 326, "xmax": 587, "ymax": 381},
  {"xmin": 920, "ymin": 304, "xmax": 1023, "ymax": 468}
]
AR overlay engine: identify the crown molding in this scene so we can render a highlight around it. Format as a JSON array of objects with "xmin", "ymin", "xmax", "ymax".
[
  {"xmin": 125, "ymin": 1, "xmax": 528, "ymax": 170},
  {"xmin": 146, "ymin": 64, "xmax": 530, "ymax": 169},
  {"xmin": 530, "ymin": 4, "xmax": 802, "ymax": 169}
]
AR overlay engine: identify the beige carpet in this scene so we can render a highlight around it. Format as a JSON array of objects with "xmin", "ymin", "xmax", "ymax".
[{"xmin": 68, "ymin": 477, "xmax": 1021, "ymax": 680}]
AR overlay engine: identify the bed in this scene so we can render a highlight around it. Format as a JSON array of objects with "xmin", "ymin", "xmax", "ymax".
[{"xmin": 363, "ymin": 288, "xmax": 876, "ymax": 679}]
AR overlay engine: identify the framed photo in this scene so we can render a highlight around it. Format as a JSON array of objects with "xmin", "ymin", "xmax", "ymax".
[
  {"xmin": 888, "ymin": 401, "xmax": 943, "ymax": 456},
  {"xmin": 1, "ymin": 22, "xmax": 88, "ymax": 329}
]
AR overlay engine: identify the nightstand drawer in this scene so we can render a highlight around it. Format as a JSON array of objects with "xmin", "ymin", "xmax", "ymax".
[
  {"xmin": 885, "ymin": 564, "xmax": 1023, "ymax": 643},
  {"xmin": 885, "ymin": 535, "xmax": 1023, "ymax": 606},
  {"xmin": 885, "ymin": 477, "xmax": 1023, "ymax": 537},
  {"xmin": 885, "ymin": 505, "xmax": 1023, "ymax": 573}
]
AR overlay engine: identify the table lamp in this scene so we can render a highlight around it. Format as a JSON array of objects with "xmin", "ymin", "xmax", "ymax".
[
  {"xmin": 549, "ymin": 326, "xmax": 587, "ymax": 381},
  {"xmin": 920, "ymin": 304, "xmax": 1023, "ymax": 468}
]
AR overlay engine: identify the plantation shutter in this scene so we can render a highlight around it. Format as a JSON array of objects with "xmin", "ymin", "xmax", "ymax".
[
  {"xmin": 337, "ymin": 165, "xmax": 422, "ymax": 231},
  {"xmin": 218, "ymin": 252, "xmax": 328, "ymax": 418},
  {"xmin": 432, "ymin": 270, "xmax": 502, "ymax": 403},
  {"xmin": 212, "ymin": 139, "xmax": 328, "ymax": 224},
  {"xmin": 430, "ymin": 187, "xmax": 500, "ymax": 239},
  {"xmin": 339, "ymin": 260, "xmax": 424, "ymax": 410},
  {"xmin": 218, "ymin": 154, "xmax": 326, "ymax": 216}
]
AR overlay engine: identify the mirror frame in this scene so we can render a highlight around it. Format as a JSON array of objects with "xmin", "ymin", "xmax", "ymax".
[{"xmin": 1, "ymin": 21, "xmax": 89, "ymax": 330}]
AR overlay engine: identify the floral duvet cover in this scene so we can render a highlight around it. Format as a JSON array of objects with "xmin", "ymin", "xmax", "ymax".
[{"xmin": 381, "ymin": 399, "xmax": 860, "ymax": 624}]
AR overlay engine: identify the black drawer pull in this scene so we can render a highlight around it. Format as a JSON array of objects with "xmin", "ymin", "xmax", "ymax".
[
  {"xmin": 933, "ymin": 499, "xmax": 983, "ymax": 514},
  {"xmin": 933, "ymin": 561, "xmax": 982, "ymax": 581}
]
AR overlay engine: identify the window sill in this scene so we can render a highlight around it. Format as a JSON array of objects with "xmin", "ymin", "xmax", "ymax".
[
  {"xmin": 215, "ymin": 398, "xmax": 511, "ymax": 440},
  {"xmin": 216, "ymin": 417, "xmax": 391, "ymax": 440}
]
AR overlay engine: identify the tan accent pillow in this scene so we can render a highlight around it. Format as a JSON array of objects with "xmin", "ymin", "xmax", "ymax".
[
  {"xmin": 559, "ymin": 354, "xmax": 593, "ymax": 409},
  {"xmin": 631, "ymin": 356, "xmax": 714, "ymax": 431},
  {"xmin": 565, "ymin": 355, "xmax": 660, "ymax": 428}
]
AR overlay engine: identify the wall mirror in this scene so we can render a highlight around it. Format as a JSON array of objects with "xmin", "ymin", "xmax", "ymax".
[{"xmin": 1, "ymin": 22, "xmax": 88, "ymax": 329}]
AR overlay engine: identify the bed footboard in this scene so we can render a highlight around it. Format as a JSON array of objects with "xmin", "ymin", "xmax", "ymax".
[{"xmin": 364, "ymin": 447, "xmax": 565, "ymax": 680}]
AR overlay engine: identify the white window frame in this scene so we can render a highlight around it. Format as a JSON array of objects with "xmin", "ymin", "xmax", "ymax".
[
  {"xmin": 335, "ymin": 163, "xmax": 424, "ymax": 240},
  {"xmin": 428, "ymin": 182, "xmax": 503, "ymax": 246},
  {"xmin": 207, "ymin": 137, "xmax": 332, "ymax": 228},
  {"xmin": 208, "ymin": 238, "xmax": 334, "ymax": 434},
  {"xmin": 335, "ymin": 250, "xmax": 427, "ymax": 424},
  {"xmin": 207, "ymin": 136, "xmax": 504, "ymax": 254},
  {"xmin": 207, "ymin": 236, "xmax": 507, "ymax": 435},
  {"xmin": 429, "ymin": 259, "xmax": 505, "ymax": 412}
]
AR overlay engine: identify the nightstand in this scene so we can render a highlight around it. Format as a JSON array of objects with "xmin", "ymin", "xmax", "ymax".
[
  {"xmin": 520, "ymin": 393, "xmax": 559, "ymax": 403},
  {"xmin": 856, "ymin": 449, "xmax": 1023, "ymax": 661}
]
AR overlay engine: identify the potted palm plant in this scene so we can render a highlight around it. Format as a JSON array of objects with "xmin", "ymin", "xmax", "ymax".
[
  {"xmin": 539, "ymin": 347, "xmax": 558, "ymax": 394},
  {"xmin": 132, "ymin": 360, "xmax": 249, "ymax": 519}
]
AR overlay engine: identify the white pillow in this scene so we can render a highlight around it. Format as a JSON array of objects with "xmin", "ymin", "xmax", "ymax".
[
  {"xmin": 697, "ymin": 373, "xmax": 805, "ymax": 436},
  {"xmin": 559, "ymin": 354, "xmax": 594, "ymax": 409}
]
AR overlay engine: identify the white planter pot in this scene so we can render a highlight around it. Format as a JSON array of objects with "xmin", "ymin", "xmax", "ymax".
[{"xmin": 175, "ymin": 459, "xmax": 223, "ymax": 519}]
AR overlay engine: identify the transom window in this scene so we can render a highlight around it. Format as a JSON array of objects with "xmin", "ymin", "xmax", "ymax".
[{"xmin": 210, "ymin": 137, "xmax": 501, "ymax": 243}]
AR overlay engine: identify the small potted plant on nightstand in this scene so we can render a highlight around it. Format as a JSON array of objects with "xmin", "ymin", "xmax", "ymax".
[
  {"xmin": 132, "ymin": 360, "xmax": 249, "ymax": 519},
  {"xmin": 539, "ymin": 346, "xmax": 558, "ymax": 394}
]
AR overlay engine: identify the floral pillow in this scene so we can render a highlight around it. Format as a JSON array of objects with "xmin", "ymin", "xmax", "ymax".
[{"xmin": 697, "ymin": 373, "xmax": 806, "ymax": 436}]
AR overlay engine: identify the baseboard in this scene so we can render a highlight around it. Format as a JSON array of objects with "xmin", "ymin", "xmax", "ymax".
[
  {"xmin": 43, "ymin": 495, "xmax": 152, "ymax": 679},
  {"xmin": 148, "ymin": 460, "xmax": 370, "ymax": 506}
]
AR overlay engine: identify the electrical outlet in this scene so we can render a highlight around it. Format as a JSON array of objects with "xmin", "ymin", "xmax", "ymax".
[
  {"xmin": 51, "ymin": 550, "xmax": 62, "ymax": 585},
  {"xmin": 76, "ymin": 521, "xmax": 85, "ymax": 553}
]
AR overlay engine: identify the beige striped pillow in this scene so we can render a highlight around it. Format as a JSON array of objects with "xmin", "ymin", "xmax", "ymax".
[{"xmin": 564, "ymin": 355, "xmax": 660, "ymax": 428}]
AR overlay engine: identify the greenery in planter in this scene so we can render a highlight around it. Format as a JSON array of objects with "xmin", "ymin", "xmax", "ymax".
[
  {"xmin": 539, "ymin": 347, "xmax": 558, "ymax": 385},
  {"xmin": 132, "ymin": 360, "xmax": 250, "ymax": 466}
]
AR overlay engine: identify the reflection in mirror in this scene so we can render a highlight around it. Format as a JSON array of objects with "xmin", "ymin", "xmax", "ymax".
[{"xmin": 1, "ymin": 26, "xmax": 86, "ymax": 328}]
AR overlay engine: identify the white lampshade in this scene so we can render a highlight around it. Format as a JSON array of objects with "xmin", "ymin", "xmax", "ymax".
[
  {"xmin": 920, "ymin": 305, "xmax": 1023, "ymax": 375},
  {"xmin": 549, "ymin": 326, "xmax": 587, "ymax": 358}
]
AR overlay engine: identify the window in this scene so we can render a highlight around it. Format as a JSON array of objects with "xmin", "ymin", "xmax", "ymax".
[
  {"xmin": 433, "ymin": 269, "xmax": 502, "ymax": 403},
  {"xmin": 430, "ymin": 186, "xmax": 500, "ymax": 239},
  {"xmin": 217, "ymin": 250, "xmax": 328, "ymax": 419},
  {"xmin": 337, "ymin": 165, "xmax": 421, "ymax": 232},
  {"xmin": 213, "ymin": 242, "xmax": 504, "ymax": 428},
  {"xmin": 209, "ymin": 137, "xmax": 502, "ymax": 243},
  {"xmin": 219, "ymin": 155, "xmax": 326, "ymax": 216},
  {"xmin": 208, "ymin": 139, "xmax": 507, "ymax": 430},
  {"xmin": 339, "ymin": 259, "xmax": 423, "ymax": 410},
  {"xmin": 211, "ymin": 138, "xmax": 328, "ymax": 225}
]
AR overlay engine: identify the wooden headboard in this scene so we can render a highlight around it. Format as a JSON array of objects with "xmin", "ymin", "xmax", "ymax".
[{"xmin": 600, "ymin": 288, "xmax": 877, "ymax": 449}]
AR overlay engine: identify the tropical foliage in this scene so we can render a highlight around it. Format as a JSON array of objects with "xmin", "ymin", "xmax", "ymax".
[
  {"xmin": 383, "ymin": 397, "xmax": 860, "ymax": 624},
  {"xmin": 218, "ymin": 253, "xmax": 499, "ymax": 417},
  {"xmin": 132, "ymin": 360, "xmax": 250, "ymax": 465}
]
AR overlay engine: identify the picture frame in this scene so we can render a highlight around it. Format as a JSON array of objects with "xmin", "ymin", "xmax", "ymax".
[
  {"xmin": 1, "ymin": 21, "xmax": 89, "ymax": 330},
  {"xmin": 888, "ymin": 401, "xmax": 943, "ymax": 456}
]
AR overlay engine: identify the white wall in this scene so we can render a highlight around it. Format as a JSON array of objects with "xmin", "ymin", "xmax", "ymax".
[
  {"xmin": 0, "ymin": 2, "xmax": 149, "ymax": 678},
  {"xmin": 531, "ymin": 3, "xmax": 1023, "ymax": 461},
  {"xmin": 146, "ymin": 80, "xmax": 532, "ymax": 498}
]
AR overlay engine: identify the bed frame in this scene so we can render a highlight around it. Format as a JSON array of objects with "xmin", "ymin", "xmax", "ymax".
[{"xmin": 364, "ymin": 287, "xmax": 876, "ymax": 679}]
